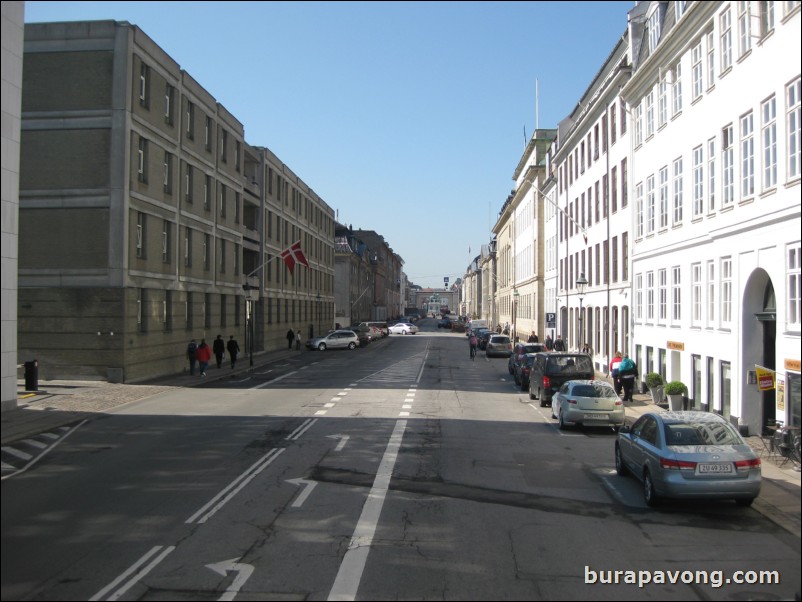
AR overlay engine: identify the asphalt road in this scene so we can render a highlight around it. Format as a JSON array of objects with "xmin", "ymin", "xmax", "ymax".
[{"xmin": 2, "ymin": 328, "xmax": 800, "ymax": 601}]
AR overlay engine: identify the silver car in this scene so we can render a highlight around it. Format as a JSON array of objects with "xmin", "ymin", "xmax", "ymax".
[
  {"xmin": 615, "ymin": 411, "xmax": 761, "ymax": 507},
  {"xmin": 485, "ymin": 335, "xmax": 512, "ymax": 358},
  {"xmin": 306, "ymin": 330, "xmax": 359, "ymax": 351},
  {"xmin": 551, "ymin": 380, "xmax": 625, "ymax": 429}
]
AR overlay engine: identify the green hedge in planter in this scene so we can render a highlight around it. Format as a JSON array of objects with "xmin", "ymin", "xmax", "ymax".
[
  {"xmin": 645, "ymin": 372, "xmax": 664, "ymax": 389},
  {"xmin": 664, "ymin": 381, "xmax": 688, "ymax": 395}
]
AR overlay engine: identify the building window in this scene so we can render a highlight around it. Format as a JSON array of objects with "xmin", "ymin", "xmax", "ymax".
[
  {"xmin": 788, "ymin": 77, "xmax": 801, "ymax": 180},
  {"xmin": 692, "ymin": 41, "xmax": 703, "ymax": 101},
  {"xmin": 219, "ymin": 185, "xmax": 226, "ymax": 218},
  {"xmin": 165, "ymin": 84, "xmax": 175, "ymax": 125},
  {"xmin": 138, "ymin": 137, "xmax": 148, "ymax": 183},
  {"xmin": 789, "ymin": 244, "xmax": 801, "ymax": 328},
  {"xmin": 136, "ymin": 212, "xmax": 146, "ymax": 258},
  {"xmin": 635, "ymin": 273, "xmax": 643, "ymax": 321},
  {"xmin": 139, "ymin": 62, "xmax": 149, "ymax": 108},
  {"xmin": 659, "ymin": 166, "xmax": 669, "ymax": 229},
  {"xmin": 721, "ymin": 257, "xmax": 732, "ymax": 325},
  {"xmin": 611, "ymin": 166, "xmax": 618, "ymax": 213},
  {"xmin": 220, "ymin": 239, "xmax": 226, "ymax": 274},
  {"xmin": 737, "ymin": 1, "xmax": 752, "ymax": 57},
  {"xmin": 720, "ymin": 7, "xmax": 733, "ymax": 72},
  {"xmin": 621, "ymin": 158, "xmax": 628, "ymax": 207},
  {"xmin": 721, "ymin": 361, "xmax": 732, "ymax": 419},
  {"xmin": 234, "ymin": 191, "xmax": 240, "ymax": 224},
  {"xmin": 163, "ymin": 290, "xmax": 172, "ymax": 331},
  {"xmin": 610, "ymin": 104, "xmax": 617, "ymax": 144},
  {"xmin": 634, "ymin": 103, "xmax": 643, "ymax": 146},
  {"xmin": 635, "ymin": 182, "xmax": 644, "ymax": 238},
  {"xmin": 657, "ymin": 269, "xmax": 666, "ymax": 322},
  {"xmin": 235, "ymin": 140, "xmax": 241, "ymax": 172},
  {"xmin": 622, "ymin": 232, "xmax": 629, "ymax": 281},
  {"xmin": 234, "ymin": 243, "xmax": 240, "ymax": 276},
  {"xmin": 185, "ymin": 164, "xmax": 193, "ymax": 203},
  {"xmin": 693, "ymin": 146, "xmax": 704, "ymax": 217},
  {"xmin": 673, "ymin": 157, "xmax": 683, "ymax": 226},
  {"xmin": 671, "ymin": 62, "xmax": 682, "ymax": 116},
  {"xmin": 162, "ymin": 220, "xmax": 171, "ymax": 264},
  {"xmin": 612, "ymin": 236, "xmax": 618, "ymax": 283},
  {"xmin": 672, "ymin": 266, "xmax": 681, "ymax": 322},
  {"xmin": 204, "ymin": 293, "xmax": 212, "ymax": 328},
  {"xmin": 220, "ymin": 129, "xmax": 228, "ymax": 163},
  {"xmin": 707, "ymin": 137, "xmax": 716, "ymax": 211},
  {"xmin": 722, "ymin": 124, "xmax": 735, "ymax": 205},
  {"xmin": 204, "ymin": 234, "xmax": 211, "ymax": 271},
  {"xmin": 692, "ymin": 263, "xmax": 702, "ymax": 326},
  {"xmin": 220, "ymin": 294, "xmax": 227, "ymax": 328},
  {"xmin": 706, "ymin": 30, "xmax": 715, "ymax": 89},
  {"xmin": 741, "ymin": 111, "xmax": 755, "ymax": 198},
  {"xmin": 658, "ymin": 72, "xmax": 668, "ymax": 128},
  {"xmin": 163, "ymin": 152, "xmax": 173, "ymax": 194},
  {"xmin": 647, "ymin": 6, "xmax": 661, "ymax": 52},
  {"xmin": 184, "ymin": 227, "xmax": 192, "ymax": 268},
  {"xmin": 646, "ymin": 175, "xmax": 655, "ymax": 234},
  {"xmin": 204, "ymin": 175, "xmax": 212, "ymax": 211},
  {"xmin": 186, "ymin": 101, "xmax": 195, "ymax": 139},
  {"xmin": 707, "ymin": 260, "xmax": 716, "ymax": 325},
  {"xmin": 205, "ymin": 116, "xmax": 213, "ymax": 152},
  {"xmin": 762, "ymin": 95, "xmax": 778, "ymax": 190},
  {"xmin": 186, "ymin": 291, "xmax": 193, "ymax": 331},
  {"xmin": 646, "ymin": 91, "xmax": 655, "ymax": 139},
  {"xmin": 138, "ymin": 288, "xmax": 147, "ymax": 332}
]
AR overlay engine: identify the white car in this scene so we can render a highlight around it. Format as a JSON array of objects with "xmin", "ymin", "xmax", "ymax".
[
  {"xmin": 305, "ymin": 330, "xmax": 359, "ymax": 350},
  {"xmin": 388, "ymin": 322, "xmax": 418, "ymax": 335}
]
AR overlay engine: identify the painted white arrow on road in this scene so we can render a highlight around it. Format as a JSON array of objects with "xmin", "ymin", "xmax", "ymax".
[
  {"xmin": 287, "ymin": 477, "xmax": 318, "ymax": 507},
  {"xmin": 326, "ymin": 434, "xmax": 350, "ymax": 452},
  {"xmin": 206, "ymin": 557, "xmax": 254, "ymax": 601}
]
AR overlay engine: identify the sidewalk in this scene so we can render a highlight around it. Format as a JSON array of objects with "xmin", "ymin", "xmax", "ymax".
[{"xmin": 3, "ymin": 355, "xmax": 799, "ymax": 538}]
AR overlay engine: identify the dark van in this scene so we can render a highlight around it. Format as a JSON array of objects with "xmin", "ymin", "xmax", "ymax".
[{"xmin": 528, "ymin": 353, "xmax": 595, "ymax": 406}]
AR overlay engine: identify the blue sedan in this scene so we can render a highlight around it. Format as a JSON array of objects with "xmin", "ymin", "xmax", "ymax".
[{"xmin": 615, "ymin": 411, "xmax": 761, "ymax": 507}]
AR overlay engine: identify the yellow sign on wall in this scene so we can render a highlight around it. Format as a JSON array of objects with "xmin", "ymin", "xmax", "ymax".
[{"xmin": 755, "ymin": 365, "xmax": 775, "ymax": 391}]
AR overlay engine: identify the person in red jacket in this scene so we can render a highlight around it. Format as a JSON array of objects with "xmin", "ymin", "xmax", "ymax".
[
  {"xmin": 196, "ymin": 338, "xmax": 212, "ymax": 376},
  {"xmin": 610, "ymin": 351, "xmax": 623, "ymax": 395}
]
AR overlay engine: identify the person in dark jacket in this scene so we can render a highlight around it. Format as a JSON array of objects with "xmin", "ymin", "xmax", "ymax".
[
  {"xmin": 213, "ymin": 335, "xmax": 225, "ymax": 369},
  {"xmin": 618, "ymin": 353, "xmax": 639, "ymax": 402},
  {"xmin": 553, "ymin": 336, "xmax": 566, "ymax": 351},
  {"xmin": 227, "ymin": 335, "xmax": 240, "ymax": 369},
  {"xmin": 186, "ymin": 339, "xmax": 198, "ymax": 375},
  {"xmin": 286, "ymin": 328, "xmax": 295, "ymax": 349}
]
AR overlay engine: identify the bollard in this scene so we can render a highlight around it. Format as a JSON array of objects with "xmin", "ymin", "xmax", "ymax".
[{"xmin": 24, "ymin": 359, "xmax": 38, "ymax": 391}]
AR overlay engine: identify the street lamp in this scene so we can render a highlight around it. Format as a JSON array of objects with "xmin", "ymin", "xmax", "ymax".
[
  {"xmin": 576, "ymin": 273, "xmax": 588, "ymax": 352},
  {"xmin": 316, "ymin": 292, "xmax": 321, "ymax": 337}
]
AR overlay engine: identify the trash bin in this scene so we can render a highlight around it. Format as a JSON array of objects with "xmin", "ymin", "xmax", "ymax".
[{"xmin": 24, "ymin": 360, "xmax": 38, "ymax": 391}]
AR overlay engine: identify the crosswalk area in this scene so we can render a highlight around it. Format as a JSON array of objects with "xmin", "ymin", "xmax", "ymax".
[{"xmin": 1, "ymin": 425, "xmax": 74, "ymax": 479}]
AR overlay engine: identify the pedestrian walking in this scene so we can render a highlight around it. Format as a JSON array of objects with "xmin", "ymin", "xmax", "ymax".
[
  {"xmin": 618, "ymin": 353, "xmax": 639, "ymax": 402},
  {"xmin": 196, "ymin": 339, "xmax": 212, "ymax": 377},
  {"xmin": 544, "ymin": 335, "xmax": 554, "ymax": 351},
  {"xmin": 186, "ymin": 339, "xmax": 198, "ymax": 375},
  {"xmin": 227, "ymin": 335, "xmax": 240, "ymax": 369},
  {"xmin": 286, "ymin": 328, "xmax": 294, "ymax": 350},
  {"xmin": 554, "ymin": 336, "xmax": 566, "ymax": 351},
  {"xmin": 213, "ymin": 334, "xmax": 225, "ymax": 369},
  {"xmin": 610, "ymin": 351, "xmax": 623, "ymax": 395},
  {"xmin": 295, "ymin": 330, "xmax": 302, "ymax": 351}
]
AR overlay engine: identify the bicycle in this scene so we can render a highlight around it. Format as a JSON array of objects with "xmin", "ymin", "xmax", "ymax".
[{"xmin": 470, "ymin": 344, "xmax": 477, "ymax": 360}]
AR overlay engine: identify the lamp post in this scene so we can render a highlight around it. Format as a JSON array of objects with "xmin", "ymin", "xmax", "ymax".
[
  {"xmin": 576, "ymin": 273, "xmax": 588, "ymax": 352},
  {"xmin": 316, "ymin": 292, "xmax": 321, "ymax": 337}
]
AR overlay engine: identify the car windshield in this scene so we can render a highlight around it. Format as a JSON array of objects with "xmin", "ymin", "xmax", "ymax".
[
  {"xmin": 663, "ymin": 421, "xmax": 743, "ymax": 446},
  {"xmin": 572, "ymin": 383, "xmax": 616, "ymax": 398},
  {"xmin": 547, "ymin": 355, "xmax": 593, "ymax": 373},
  {"xmin": 491, "ymin": 336, "xmax": 510, "ymax": 344}
]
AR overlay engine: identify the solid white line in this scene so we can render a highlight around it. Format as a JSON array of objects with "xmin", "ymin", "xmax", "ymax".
[
  {"xmin": 287, "ymin": 418, "xmax": 318, "ymax": 440},
  {"xmin": 89, "ymin": 545, "xmax": 175, "ymax": 601},
  {"xmin": 327, "ymin": 420, "xmax": 407, "ymax": 601},
  {"xmin": 252, "ymin": 371, "xmax": 297, "ymax": 388},
  {"xmin": 186, "ymin": 448, "xmax": 285, "ymax": 524}
]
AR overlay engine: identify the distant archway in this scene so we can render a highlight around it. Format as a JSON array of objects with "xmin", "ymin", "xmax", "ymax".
[{"xmin": 741, "ymin": 268, "xmax": 775, "ymax": 434}]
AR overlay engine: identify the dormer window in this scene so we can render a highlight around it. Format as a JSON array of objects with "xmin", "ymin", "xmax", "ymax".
[{"xmin": 647, "ymin": 7, "xmax": 662, "ymax": 53}]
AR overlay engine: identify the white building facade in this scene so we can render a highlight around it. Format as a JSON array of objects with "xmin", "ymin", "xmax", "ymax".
[{"xmin": 622, "ymin": 1, "xmax": 801, "ymax": 433}]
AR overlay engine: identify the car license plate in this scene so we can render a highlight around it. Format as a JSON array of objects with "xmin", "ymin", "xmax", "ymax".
[
  {"xmin": 584, "ymin": 413, "xmax": 609, "ymax": 420},
  {"xmin": 697, "ymin": 463, "xmax": 733, "ymax": 474}
]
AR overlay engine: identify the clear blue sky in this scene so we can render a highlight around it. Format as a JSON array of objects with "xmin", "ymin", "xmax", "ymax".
[{"xmin": 25, "ymin": 1, "xmax": 632, "ymax": 290}]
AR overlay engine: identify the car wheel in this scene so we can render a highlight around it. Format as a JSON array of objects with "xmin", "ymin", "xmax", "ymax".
[
  {"xmin": 539, "ymin": 391, "xmax": 548, "ymax": 408},
  {"xmin": 643, "ymin": 469, "xmax": 659, "ymax": 507},
  {"xmin": 348, "ymin": 342, "xmax": 356, "ymax": 350},
  {"xmin": 528, "ymin": 387, "xmax": 535, "ymax": 400},
  {"xmin": 615, "ymin": 444, "xmax": 628, "ymax": 476},
  {"xmin": 558, "ymin": 409, "xmax": 569, "ymax": 430},
  {"xmin": 735, "ymin": 497, "xmax": 755, "ymax": 507},
  {"xmin": 317, "ymin": 343, "xmax": 327, "ymax": 351}
]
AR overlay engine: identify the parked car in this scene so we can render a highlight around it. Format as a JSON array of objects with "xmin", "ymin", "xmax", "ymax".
[
  {"xmin": 306, "ymin": 330, "xmax": 359, "ymax": 351},
  {"xmin": 550, "ymin": 380, "xmax": 625, "ymax": 430},
  {"xmin": 513, "ymin": 353, "xmax": 537, "ymax": 391},
  {"xmin": 477, "ymin": 330, "xmax": 494, "ymax": 350},
  {"xmin": 485, "ymin": 334, "xmax": 513, "ymax": 358},
  {"xmin": 438, "ymin": 318, "xmax": 452, "ymax": 329},
  {"xmin": 508, "ymin": 342, "xmax": 546, "ymax": 375},
  {"xmin": 615, "ymin": 411, "xmax": 762, "ymax": 507},
  {"xmin": 528, "ymin": 352, "xmax": 595, "ymax": 406},
  {"xmin": 388, "ymin": 322, "xmax": 418, "ymax": 335},
  {"xmin": 345, "ymin": 329, "xmax": 372, "ymax": 347}
]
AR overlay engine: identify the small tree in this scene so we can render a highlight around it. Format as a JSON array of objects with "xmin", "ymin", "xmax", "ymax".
[
  {"xmin": 645, "ymin": 372, "xmax": 664, "ymax": 389},
  {"xmin": 664, "ymin": 381, "xmax": 688, "ymax": 395}
]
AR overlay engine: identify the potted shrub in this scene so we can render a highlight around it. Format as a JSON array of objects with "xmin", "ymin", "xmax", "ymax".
[
  {"xmin": 664, "ymin": 381, "xmax": 688, "ymax": 412},
  {"xmin": 645, "ymin": 372, "xmax": 665, "ymax": 405}
]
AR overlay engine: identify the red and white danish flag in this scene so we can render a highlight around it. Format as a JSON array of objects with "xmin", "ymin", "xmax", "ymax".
[{"xmin": 281, "ymin": 241, "xmax": 310, "ymax": 274}]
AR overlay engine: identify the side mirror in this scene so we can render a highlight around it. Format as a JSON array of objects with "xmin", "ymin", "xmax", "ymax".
[{"xmin": 618, "ymin": 425, "xmax": 631, "ymax": 434}]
